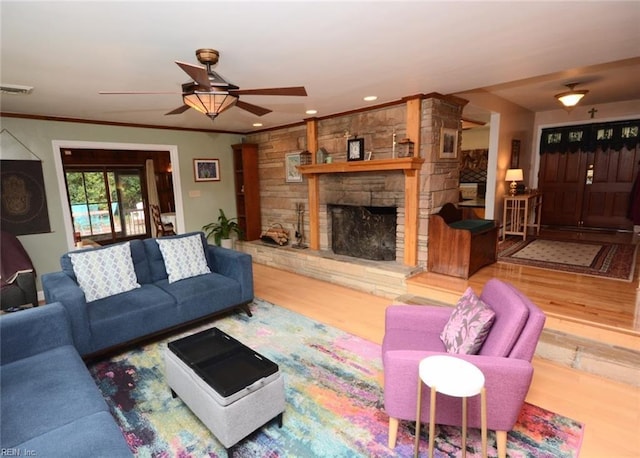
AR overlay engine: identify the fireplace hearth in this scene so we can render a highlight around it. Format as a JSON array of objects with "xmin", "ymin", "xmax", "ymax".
[{"xmin": 329, "ymin": 205, "xmax": 397, "ymax": 261}]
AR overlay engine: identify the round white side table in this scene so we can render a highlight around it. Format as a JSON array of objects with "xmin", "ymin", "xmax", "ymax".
[{"xmin": 413, "ymin": 355, "xmax": 487, "ymax": 458}]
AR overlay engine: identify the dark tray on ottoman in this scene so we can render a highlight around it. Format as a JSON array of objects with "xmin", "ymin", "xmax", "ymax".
[{"xmin": 168, "ymin": 327, "xmax": 279, "ymax": 398}]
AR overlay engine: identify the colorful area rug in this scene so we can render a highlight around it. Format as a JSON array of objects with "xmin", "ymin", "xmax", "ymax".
[
  {"xmin": 498, "ymin": 237, "xmax": 637, "ymax": 282},
  {"xmin": 89, "ymin": 299, "xmax": 584, "ymax": 457}
]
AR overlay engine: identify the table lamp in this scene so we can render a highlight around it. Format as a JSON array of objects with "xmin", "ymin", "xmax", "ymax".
[{"xmin": 505, "ymin": 168, "xmax": 523, "ymax": 195}]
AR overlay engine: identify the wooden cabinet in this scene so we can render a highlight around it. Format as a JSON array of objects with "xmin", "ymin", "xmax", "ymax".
[{"xmin": 232, "ymin": 143, "xmax": 261, "ymax": 240}]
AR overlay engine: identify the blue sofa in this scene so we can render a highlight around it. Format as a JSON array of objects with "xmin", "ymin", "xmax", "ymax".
[
  {"xmin": 42, "ymin": 232, "xmax": 254, "ymax": 358},
  {"xmin": 0, "ymin": 303, "xmax": 132, "ymax": 457}
]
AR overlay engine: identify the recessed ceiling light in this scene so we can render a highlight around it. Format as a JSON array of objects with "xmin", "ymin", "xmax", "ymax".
[
  {"xmin": 363, "ymin": 96, "xmax": 378, "ymax": 102},
  {"xmin": 252, "ymin": 123, "xmax": 263, "ymax": 127},
  {"xmin": 305, "ymin": 109, "xmax": 318, "ymax": 115}
]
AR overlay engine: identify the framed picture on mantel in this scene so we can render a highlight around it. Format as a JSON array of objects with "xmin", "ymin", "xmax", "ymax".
[{"xmin": 347, "ymin": 138, "xmax": 365, "ymax": 161}]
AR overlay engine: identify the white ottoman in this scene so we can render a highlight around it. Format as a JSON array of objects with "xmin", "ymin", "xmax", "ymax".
[{"xmin": 164, "ymin": 329, "xmax": 285, "ymax": 455}]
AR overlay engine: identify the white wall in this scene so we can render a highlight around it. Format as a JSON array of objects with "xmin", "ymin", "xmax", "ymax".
[{"xmin": 0, "ymin": 117, "xmax": 242, "ymax": 287}]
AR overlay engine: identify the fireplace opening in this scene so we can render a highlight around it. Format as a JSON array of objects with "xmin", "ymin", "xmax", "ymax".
[{"xmin": 329, "ymin": 205, "xmax": 397, "ymax": 261}]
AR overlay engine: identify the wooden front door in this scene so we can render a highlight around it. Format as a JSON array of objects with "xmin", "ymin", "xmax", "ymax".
[{"xmin": 538, "ymin": 120, "xmax": 640, "ymax": 230}]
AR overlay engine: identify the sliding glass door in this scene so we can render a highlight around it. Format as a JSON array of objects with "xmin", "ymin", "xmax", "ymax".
[{"xmin": 65, "ymin": 167, "xmax": 149, "ymax": 244}]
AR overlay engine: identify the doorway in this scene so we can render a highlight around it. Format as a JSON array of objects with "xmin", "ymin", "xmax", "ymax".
[
  {"xmin": 538, "ymin": 120, "xmax": 640, "ymax": 230},
  {"xmin": 52, "ymin": 140, "xmax": 183, "ymax": 250}
]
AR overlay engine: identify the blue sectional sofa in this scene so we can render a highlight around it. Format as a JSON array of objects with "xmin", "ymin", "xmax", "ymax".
[
  {"xmin": 42, "ymin": 232, "xmax": 254, "ymax": 358},
  {"xmin": 0, "ymin": 303, "xmax": 132, "ymax": 457}
]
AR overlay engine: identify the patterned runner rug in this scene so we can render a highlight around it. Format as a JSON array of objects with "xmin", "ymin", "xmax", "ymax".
[
  {"xmin": 89, "ymin": 299, "xmax": 584, "ymax": 457},
  {"xmin": 498, "ymin": 237, "xmax": 638, "ymax": 282}
]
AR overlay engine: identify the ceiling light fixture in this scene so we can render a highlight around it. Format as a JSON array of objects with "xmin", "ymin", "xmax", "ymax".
[
  {"xmin": 182, "ymin": 89, "xmax": 238, "ymax": 121},
  {"xmin": 252, "ymin": 122, "xmax": 263, "ymax": 127},
  {"xmin": 555, "ymin": 83, "xmax": 589, "ymax": 109},
  {"xmin": 305, "ymin": 109, "xmax": 318, "ymax": 115},
  {"xmin": 363, "ymin": 96, "xmax": 378, "ymax": 102}
]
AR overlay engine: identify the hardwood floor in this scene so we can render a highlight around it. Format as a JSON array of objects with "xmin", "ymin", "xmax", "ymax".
[{"xmin": 252, "ymin": 259, "xmax": 640, "ymax": 457}]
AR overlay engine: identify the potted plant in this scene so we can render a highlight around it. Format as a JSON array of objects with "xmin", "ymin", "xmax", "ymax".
[{"xmin": 202, "ymin": 209, "xmax": 243, "ymax": 249}]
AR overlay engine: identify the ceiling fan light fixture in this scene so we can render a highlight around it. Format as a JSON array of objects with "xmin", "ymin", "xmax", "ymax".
[
  {"xmin": 555, "ymin": 83, "xmax": 589, "ymax": 108},
  {"xmin": 183, "ymin": 91, "xmax": 238, "ymax": 119}
]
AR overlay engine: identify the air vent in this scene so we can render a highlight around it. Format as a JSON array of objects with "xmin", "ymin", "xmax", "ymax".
[{"xmin": 0, "ymin": 84, "xmax": 34, "ymax": 95}]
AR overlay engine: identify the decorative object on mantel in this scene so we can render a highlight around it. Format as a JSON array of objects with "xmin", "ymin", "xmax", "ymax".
[
  {"xmin": 316, "ymin": 147, "xmax": 328, "ymax": 165},
  {"xmin": 299, "ymin": 150, "xmax": 312, "ymax": 166},
  {"xmin": 0, "ymin": 129, "xmax": 51, "ymax": 236},
  {"xmin": 347, "ymin": 138, "xmax": 365, "ymax": 161},
  {"xmin": 397, "ymin": 138, "xmax": 414, "ymax": 158},
  {"xmin": 439, "ymin": 127, "xmax": 458, "ymax": 159},
  {"xmin": 285, "ymin": 152, "xmax": 303, "ymax": 183}
]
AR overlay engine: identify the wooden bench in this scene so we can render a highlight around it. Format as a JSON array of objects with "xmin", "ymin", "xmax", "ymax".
[{"xmin": 427, "ymin": 203, "xmax": 498, "ymax": 279}]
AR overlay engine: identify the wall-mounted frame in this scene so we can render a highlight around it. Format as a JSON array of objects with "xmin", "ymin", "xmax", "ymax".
[
  {"xmin": 347, "ymin": 138, "xmax": 365, "ymax": 161},
  {"xmin": 285, "ymin": 152, "xmax": 303, "ymax": 183},
  {"xmin": 439, "ymin": 127, "xmax": 458, "ymax": 159},
  {"xmin": 510, "ymin": 139, "xmax": 521, "ymax": 169},
  {"xmin": 193, "ymin": 158, "xmax": 220, "ymax": 182}
]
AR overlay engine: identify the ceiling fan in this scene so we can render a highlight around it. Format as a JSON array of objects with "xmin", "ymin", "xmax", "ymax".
[{"xmin": 100, "ymin": 48, "xmax": 307, "ymax": 121}]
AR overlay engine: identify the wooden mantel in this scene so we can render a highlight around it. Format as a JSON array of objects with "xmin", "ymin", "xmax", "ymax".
[{"xmin": 299, "ymin": 157, "xmax": 424, "ymax": 175}]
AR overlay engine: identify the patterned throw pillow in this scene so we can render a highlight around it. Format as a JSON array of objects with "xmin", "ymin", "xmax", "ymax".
[
  {"xmin": 156, "ymin": 234, "xmax": 211, "ymax": 283},
  {"xmin": 440, "ymin": 287, "xmax": 496, "ymax": 355},
  {"xmin": 69, "ymin": 242, "xmax": 141, "ymax": 303}
]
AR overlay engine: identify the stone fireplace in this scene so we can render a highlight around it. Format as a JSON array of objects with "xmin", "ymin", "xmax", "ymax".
[{"xmin": 329, "ymin": 204, "xmax": 397, "ymax": 261}]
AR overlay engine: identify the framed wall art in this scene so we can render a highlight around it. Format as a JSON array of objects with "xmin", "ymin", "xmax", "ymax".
[
  {"xmin": 347, "ymin": 138, "xmax": 365, "ymax": 161},
  {"xmin": 193, "ymin": 158, "xmax": 220, "ymax": 182},
  {"xmin": 439, "ymin": 127, "xmax": 458, "ymax": 159},
  {"xmin": 510, "ymin": 139, "xmax": 521, "ymax": 168},
  {"xmin": 285, "ymin": 152, "xmax": 303, "ymax": 183}
]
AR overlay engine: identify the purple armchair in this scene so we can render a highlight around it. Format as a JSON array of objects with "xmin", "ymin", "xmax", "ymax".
[{"xmin": 382, "ymin": 278, "xmax": 545, "ymax": 458}]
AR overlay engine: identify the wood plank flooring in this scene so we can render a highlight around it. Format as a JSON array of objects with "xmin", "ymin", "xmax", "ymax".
[{"xmin": 252, "ymin": 258, "xmax": 640, "ymax": 458}]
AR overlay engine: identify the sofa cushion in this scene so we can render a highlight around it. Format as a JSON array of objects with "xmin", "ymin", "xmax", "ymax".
[
  {"xmin": 156, "ymin": 233, "xmax": 211, "ymax": 283},
  {"xmin": 87, "ymin": 284, "xmax": 178, "ymax": 353},
  {"xmin": 68, "ymin": 242, "xmax": 140, "ymax": 302},
  {"xmin": 440, "ymin": 287, "xmax": 495, "ymax": 354},
  {"xmin": 0, "ymin": 345, "xmax": 110, "ymax": 448},
  {"xmin": 156, "ymin": 271, "xmax": 242, "ymax": 322},
  {"xmin": 16, "ymin": 411, "xmax": 132, "ymax": 458}
]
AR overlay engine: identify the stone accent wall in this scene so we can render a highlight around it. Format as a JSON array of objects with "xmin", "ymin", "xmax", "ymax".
[{"xmin": 245, "ymin": 94, "xmax": 465, "ymax": 269}]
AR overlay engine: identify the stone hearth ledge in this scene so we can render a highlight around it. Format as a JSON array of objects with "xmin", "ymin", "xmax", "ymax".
[{"xmin": 237, "ymin": 240, "xmax": 422, "ymax": 299}]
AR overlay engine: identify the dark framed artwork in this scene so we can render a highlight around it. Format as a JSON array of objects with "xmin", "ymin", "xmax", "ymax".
[
  {"xmin": 347, "ymin": 138, "xmax": 365, "ymax": 161},
  {"xmin": 511, "ymin": 139, "xmax": 521, "ymax": 169},
  {"xmin": 439, "ymin": 128, "xmax": 458, "ymax": 159},
  {"xmin": 0, "ymin": 160, "xmax": 51, "ymax": 235},
  {"xmin": 193, "ymin": 158, "xmax": 220, "ymax": 182}
]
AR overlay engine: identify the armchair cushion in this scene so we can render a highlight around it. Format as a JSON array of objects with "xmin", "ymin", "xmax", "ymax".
[
  {"xmin": 68, "ymin": 241, "xmax": 140, "ymax": 302},
  {"xmin": 440, "ymin": 287, "xmax": 495, "ymax": 354}
]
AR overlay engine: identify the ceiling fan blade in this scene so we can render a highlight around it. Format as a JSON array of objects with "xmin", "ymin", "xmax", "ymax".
[
  {"xmin": 231, "ymin": 86, "xmax": 307, "ymax": 97},
  {"xmin": 175, "ymin": 61, "xmax": 211, "ymax": 90},
  {"xmin": 165, "ymin": 105, "xmax": 191, "ymax": 115},
  {"xmin": 99, "ymin": 91, "xmax": 181, "ymax": 95},
  {"xmin": 235, "ymin": 100, "xmax": 272, "ymax": 116}
]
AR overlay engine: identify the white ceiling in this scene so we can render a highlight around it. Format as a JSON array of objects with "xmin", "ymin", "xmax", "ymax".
[{"xmin": 1, "ymin": 1, "xmax": 639, "ymax": 133}]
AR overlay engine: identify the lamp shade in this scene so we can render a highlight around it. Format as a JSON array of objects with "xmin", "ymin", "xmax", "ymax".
[
  {"xmin": 555, "ymin": 83, "xmax": 589, "ymax": 108},
  {"xmin": 505, "ymin": 169, "xmax": 524, "ymax": 182},
  {"xmin": 183, "ymin": 91, "xmax": 238, "ymax": 120}
]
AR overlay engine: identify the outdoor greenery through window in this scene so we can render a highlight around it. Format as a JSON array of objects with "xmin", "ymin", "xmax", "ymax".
[{"xmin": 66, "ymin": 168, "xmax": 148, "ymax": 243}]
